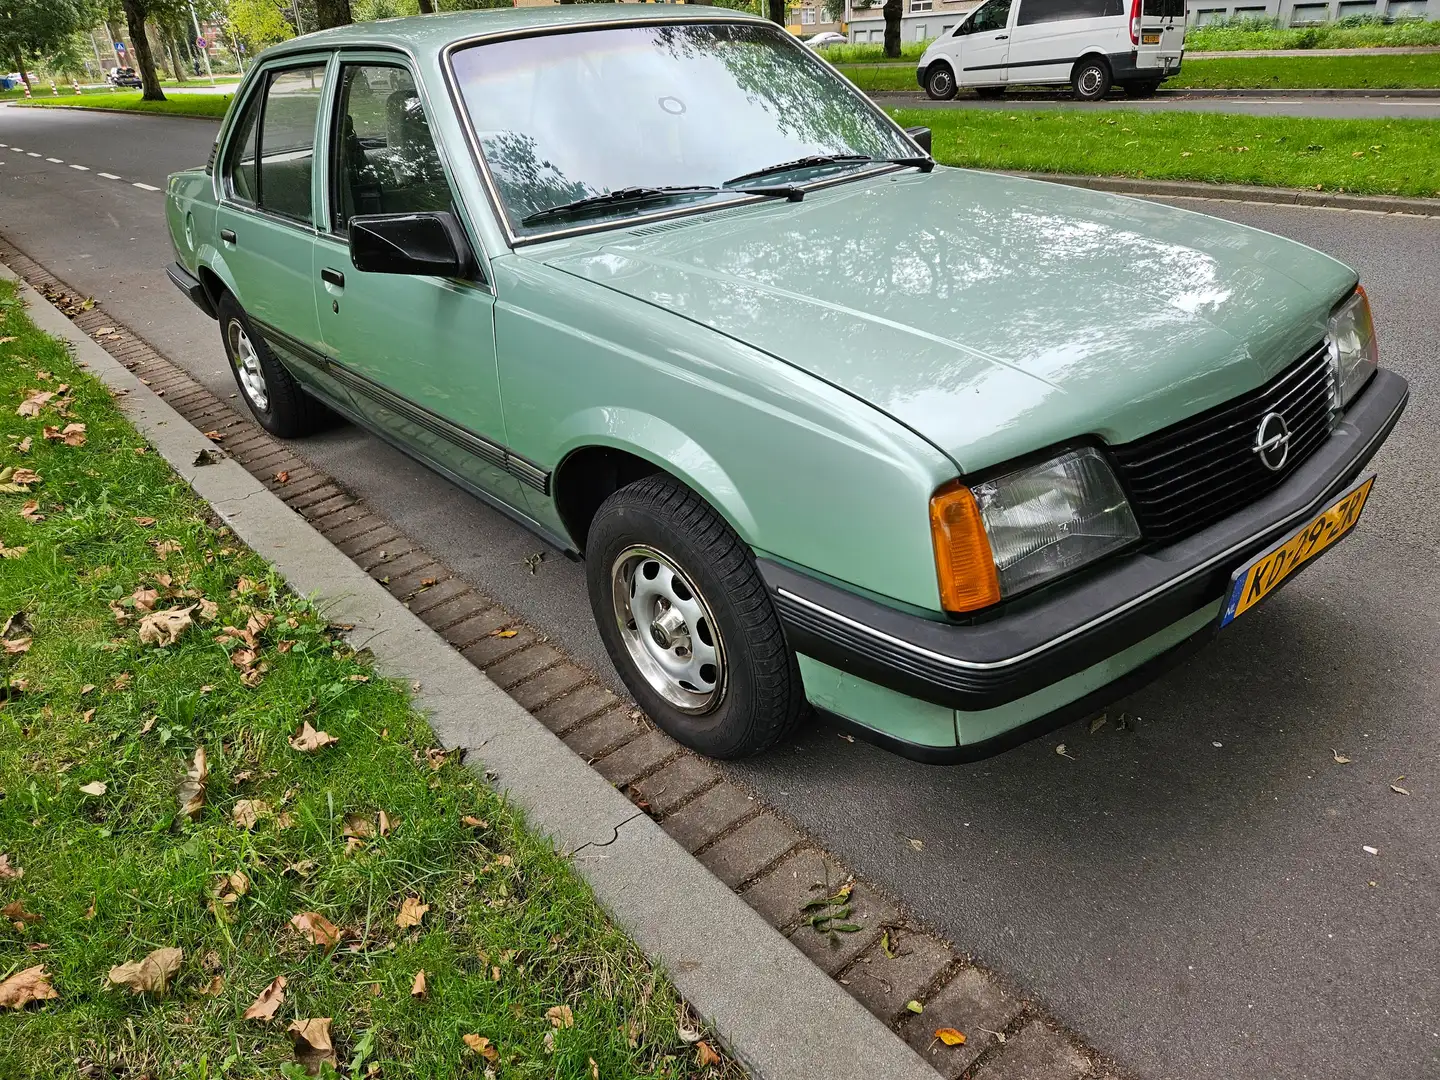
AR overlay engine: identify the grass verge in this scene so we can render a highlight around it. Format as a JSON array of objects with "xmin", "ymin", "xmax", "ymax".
[
  {"xmin": 1184, "ymin": 16, "xmax": 1440, "ymax": 51},
  {"xmin": 890, "ymin": 107, "xmax": 1440, "ymax": 197},
  {"xmin": 0, "ymin": 278, "xmax": 731, "ymax": 1079},
  {"xmin": 19, "ymin": 92, "xmax": 233, "ymax": 119},
  {"xmin": 840, "ymin": 52, "xmax": 1440, "ymax": 90}
]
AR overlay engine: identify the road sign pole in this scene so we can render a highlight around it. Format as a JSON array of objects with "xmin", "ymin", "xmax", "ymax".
[{"xmin": 190, "ymin": 3, "xmax": 215, "ymax": 86}]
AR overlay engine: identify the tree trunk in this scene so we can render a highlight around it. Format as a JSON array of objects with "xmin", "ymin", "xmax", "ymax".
[
  {"xmin": 767, "ymin": 0, "xmax": 786, "ymax": 25},
  {"xmin": 314, "ymin": 0, "xmax": 353, "ymax": 31},
  {"xmin": 417, "ymin": 0, "xmax": 434, "ymax": 12},
  {"xmin": 882, "ymin": 0, "xmax": 902, "ymax": 58},
  {"xmin": 119, "ymin": 0, "xmax": 166, "ymax": 101},
  {"xmin": 161, "ymin": 27, "xmax": 184, "ymax": 83},
  {"xmin": 13, "ymin": 53, "xmax": 29, "ymax": 91}
]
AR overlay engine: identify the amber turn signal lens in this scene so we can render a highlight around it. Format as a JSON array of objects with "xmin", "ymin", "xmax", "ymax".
[{"xmin": 930, "ymin": 481, "xmax": 1001, "ymax": 613}]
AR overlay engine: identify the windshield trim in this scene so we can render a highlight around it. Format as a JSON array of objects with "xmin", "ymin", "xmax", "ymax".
[{"xmin": 439, "ymin": 15, "xmax": 927, "ymax": 248}]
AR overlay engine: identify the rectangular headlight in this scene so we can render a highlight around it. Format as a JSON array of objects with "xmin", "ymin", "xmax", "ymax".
[
  {"xmin": 972, "ymin": 447, "xmax": 1141, "ymax": 599},
  {"xmin": 1328, "ymin": 285, "xmax": 1378, "ymax": 409}
]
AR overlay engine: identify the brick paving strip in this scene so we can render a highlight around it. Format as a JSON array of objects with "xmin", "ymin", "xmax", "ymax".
[{"xmin": 1, "ymin": 238, "xmax": 1117, "ymax": 1080}]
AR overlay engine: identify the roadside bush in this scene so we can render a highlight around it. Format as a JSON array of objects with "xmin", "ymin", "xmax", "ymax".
[{"xmin": 1186, "ymin": 15, "xmax": 1440, "ymax": 50}]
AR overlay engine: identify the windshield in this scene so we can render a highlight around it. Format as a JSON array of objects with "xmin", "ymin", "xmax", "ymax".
[{"xmin": 450, "ymin": 21, "xmax": 918, "ymax": 237}]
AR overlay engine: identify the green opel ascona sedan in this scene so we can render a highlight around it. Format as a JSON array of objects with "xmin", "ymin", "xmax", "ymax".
[{"xmin": 165, "ymin": 7, "xmax": 1407, "ymax": 762}]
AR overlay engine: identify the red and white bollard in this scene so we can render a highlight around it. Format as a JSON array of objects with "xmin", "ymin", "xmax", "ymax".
[
  {"xmin": 22, "ymin": 82, "xmax": 30, "ymax": 99},
  {"xmin": 50, "ymin": 79, "xmax": 59, "ymax": 96},
  {"xmin": 71, "ymin": 78, "xmax": 80, "ymax": 95}
]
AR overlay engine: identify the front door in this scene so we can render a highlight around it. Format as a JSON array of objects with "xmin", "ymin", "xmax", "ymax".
[
  {"xmin": 955, "ymin": 0, "xmax": 1013, "ymax": 85},
  {"xmin": 215, "ymin": 59, "xmax": 348, "ymax": 407},
  {"xmin": 312, "ymin": 59, "xmax": 524, "ymax": 510}
]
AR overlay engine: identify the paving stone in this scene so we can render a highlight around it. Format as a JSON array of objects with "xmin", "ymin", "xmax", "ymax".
[
  {"xmin": 367, "ymin": 549, "xmax": 429, "ymax": 581},
  {"xmin": 900, "ymin": 967, "xmax": 1023, "ymax": 1078},
  {"xmin": 561, "ymin": 707, "xmax": 643, "ymax": 760},
  {"xmin": 321, "ymin": 515, "xmax": 387, "ymax": 547},
  {"xmin": 304, "ymin": 493, "xmax": 356, "ymax": 519},
  {"xmin": 484, "ymin": 643, "xmax": 563, "ymax": 688},
  {"xmin": 592, "ymin": 729, "xmax": 677, "ymax": 787},
  {"xmin": 338, "ymin": 527, "xmax": 402, "ymax": 559},
  {"xmin": 509, "ymin": 663, "xmax": 588, "ymax": 710},
  {"xmin": 786, "ymin": 881, "xmax": 893, "ymax": 975},
  {"xmin": 660, "ymin": 781, "xmax": 757, "ymax": 853},
  {"xmin": 290, "ymin": 484, "xmax": 346, "ymax": 511},
  {"xmin": 406, "ymin": 577, "xmax": 470, "ymax": 614},
  {"xmin": 440, "ymin": 606, "xmax": 514, "ymax": 647},
  {"xmin": 630, "ymin": 753, "xmax": 718, "ymax": 815},
  {"xmin": 697, "ymin": 813, "xmax": 802, "ymax": 889},
  {"xmin": 460, "ymin": 626, "xmax": 536, "ymax": 668},
  {"xmin": 532, "ymin": 683, "xmax": 623, "ymax": 734},
  {"xmin": 417, "ymin": 593, "xmax": 492, "ymax": 633},
  {"xmin": 971, "ymin": 1021, "xmax": 1089, "ymax": 1080},
  {"xmin": 383, "ymin": 563, "xmax": 446, "ymax": 599},
  {"xmin": 839, "ymin": 930, "xmax": 954, "ymax": 1024},
  {"xmin": 740, "ymin": 848, "xmax": 846, "ymax": 931}
]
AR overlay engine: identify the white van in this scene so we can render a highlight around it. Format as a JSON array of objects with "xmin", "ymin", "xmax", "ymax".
[{"xmin": 916, "ymin": 0, "xmax": 1185, "ymax": 101}]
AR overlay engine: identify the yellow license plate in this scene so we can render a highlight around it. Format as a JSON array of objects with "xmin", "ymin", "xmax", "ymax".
[
  {"xmin": 1221, "ymin": 474, "xmax": 1375, "ymax": 626},
  {"xmin": 1142, "ymin": 32, "xmax": 1161, "ymax": 43}
]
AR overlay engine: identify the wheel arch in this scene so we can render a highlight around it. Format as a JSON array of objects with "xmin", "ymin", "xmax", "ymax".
[{"xmin": 1071, "ymin": 51, "xmax": 1112, "ymax": 77}]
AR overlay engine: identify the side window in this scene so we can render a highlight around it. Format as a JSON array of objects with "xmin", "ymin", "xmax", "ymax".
[
  {"xmin": 257, "ymin": 65, "xmax": 327, "ymax": 222},
  {"xmin": 968, "ymin": 0, "xmax": 1014, "ymax": 32},
  {"xmin": 224, "ymin": 85, "xmax": 262, "ymax": 204},
  {"xmin": 1016, "ymin": 0, "xmax": 1124, "ymax": 25},
  {"xmin": 331, "ymin": 63, "xmax": 451, "ymax": 233}
]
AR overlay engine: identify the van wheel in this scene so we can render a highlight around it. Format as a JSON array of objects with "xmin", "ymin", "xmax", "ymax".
[
  {"xmin": 586, "ymin": 473, "xmax": 806, "ymax": 759},
  {"xmin": 1071, "ymin": 57, "xmax": 1112, "ymax": 100},
  {"xmin": 1123, "ymin": 79, "xmax": 1161, "ymax": 97},
  {"xmin": 216, "ymin": 294, "xmax": 330, "ymax": 438},
  {"xmin": 924, "ymin": 63, "xmax": 958, "ymax": 101},
  {"xmin": 974, "ymin": 85, "xmax": 1006, "ymax": 99}
]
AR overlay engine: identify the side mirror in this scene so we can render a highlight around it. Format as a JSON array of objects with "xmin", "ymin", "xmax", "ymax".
[
  {"xmin": 348, "ymin": 211, "xmax": 471, "ymax": 278},
  {"xmin": 905, "ymin": 126, "xmax": 932, "ymax": 154}
]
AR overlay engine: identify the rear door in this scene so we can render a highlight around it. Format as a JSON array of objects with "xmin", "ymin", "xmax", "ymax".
[
  {"xmin": 1137, "ymin": 0, "xmax": 1186, "ymax": 73},
  {"xmin": 1008, "ymin": 0, "xmax": 1125, "ymax": 85},
  {"xmin": 954, "ymin": 0, "xmax": 1013, "ymax": 86}
]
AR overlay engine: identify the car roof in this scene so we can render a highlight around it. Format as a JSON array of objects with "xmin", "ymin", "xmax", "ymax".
[{"xmin": 260, "ymin": 5, "xmax": 767, "ymax": 61}]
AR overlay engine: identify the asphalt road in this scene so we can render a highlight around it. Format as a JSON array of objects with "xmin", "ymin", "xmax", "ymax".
[
  {"xmin": 874, "ymin": 90, "xmax": 1440, "ymax": 119},
  {"xmin": 3, "ymin": 104, "xmax": 1438, "ymax": 1080}
]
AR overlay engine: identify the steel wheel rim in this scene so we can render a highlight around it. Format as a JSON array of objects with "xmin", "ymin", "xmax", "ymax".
[
  {"xmin": 1079, "ymin": 68, "xmax": 1102, "ymax": 94},
  {"xmin": 931, "ymin": 70, "xmax": 952, "ymax": 94},
  {"xmin": 227, "ymin": 319, "xmax": 269, "ymax": 412},
  {"xmin": 611, "ymin": 545, "xmax": 726, "ymax": 714}
]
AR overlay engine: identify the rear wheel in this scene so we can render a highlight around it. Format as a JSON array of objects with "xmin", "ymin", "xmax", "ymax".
[
  {"xmin": 216, "ymin": 294, "xmax": 330, "ymax": 438},
  {"xmin": 1123, "ymin": 79, "xmax": 1161, "ymax": 98},
  {"xmin": 924, "ymin": 62, "xmax": 958, "ymax": 101},
  {"xmin": 586, "ymin": 474, "xmax": 805, "ymax": 759},
  {"xmin": 974, "ymin": 85, "xmax": 1007, "ymax": 99},
  {"xmin": 1071, "ymin": 56, "xmax": 1112, "ymax": 101}
]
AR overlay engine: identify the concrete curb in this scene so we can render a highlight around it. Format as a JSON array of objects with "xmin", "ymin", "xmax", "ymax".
[
  {"xmin": 8, "ymin": 102, "xmax": 226, "ymax": 121},
  {"xmin": 999, "ymin": 171, "xmax": 1440, "ymax": 216},
  {"xmin": 4, "ymin": 264, "xmax": 940, "ymax": 1080}
]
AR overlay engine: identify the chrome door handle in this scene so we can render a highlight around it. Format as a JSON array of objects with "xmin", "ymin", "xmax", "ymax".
[
  {"xmin": 995, "ymin": 33, "xmax": 1008, "ymax": 39},
  {"xmin": 321, "ymin": 267, "xmax": 345, "ymax": 288},
  {"xmin": 220, "ymin": 228, "xmax": 236, "ymax": 244}
]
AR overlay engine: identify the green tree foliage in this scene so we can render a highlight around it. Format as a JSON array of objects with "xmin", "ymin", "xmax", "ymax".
[{"xmin": 0, "ymin": 0, "xmax": 89, "ymax": 87}]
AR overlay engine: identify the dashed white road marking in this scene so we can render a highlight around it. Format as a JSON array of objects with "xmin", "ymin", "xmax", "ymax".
[
  {"xmin": 132, "ymin": 182, "xmax": 160, "ymax": 192},
  {"xmin": 26, "ymin": 152, "xmax": 39, "ymax": 157},
  {"xmin": 99, "ymin": 172, "xmax": 122, "ymax": 180},
  {"xmin": 1, "ymin": 145, "xmax": 163, "ymax": 192},
  {"xmin": 69, "ymin": 164, "xmax": 88, "ymax": 171},
  {"xmin": 46, "ymin": 157, "xmax": 63, "ymax": 163}
]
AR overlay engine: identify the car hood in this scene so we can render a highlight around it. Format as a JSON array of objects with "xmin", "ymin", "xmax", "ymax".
[{"xmin": 543, "ymin": 168, "xmax": 1356, "ymax": 473}]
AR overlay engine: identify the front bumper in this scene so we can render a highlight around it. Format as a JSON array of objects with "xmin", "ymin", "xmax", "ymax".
[{"xmin": 764, "ymin": 367, "xmax": 1408, "ymax": 718}]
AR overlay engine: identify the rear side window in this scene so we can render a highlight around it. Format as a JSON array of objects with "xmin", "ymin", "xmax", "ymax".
[
  {"xmin": 1017, "ymin": 0, "xmax": 1124, "ymax": 24},
  {"xmin": 1141, "ymin": 0, "xmax": 1185, "ymax": 15},
  {"xmin": 222, "ymin": 63, "xmax": 327, "ymax": 223}
]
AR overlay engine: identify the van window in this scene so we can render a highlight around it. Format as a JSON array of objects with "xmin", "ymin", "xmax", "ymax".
[
  {"xmin": 966, "ymin": 0, "xmax": 1013, "ymax": 32},
  {"xmin": 1141, "ymin": 0, "xmax": 1186, "ymax": 15},
  {"xmin": 1016, "ymin": 0, "xmax": 1124, "ymax": 24}
]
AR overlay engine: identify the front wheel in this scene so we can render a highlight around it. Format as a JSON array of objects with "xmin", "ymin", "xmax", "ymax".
[
  {"xmin": 924, "ymin": 63, "xmax": 958, "ymax": 101},
  {"xmin": 586, "ymin": 474, "xmax": 805, "ymax": 759},
  {"xmin": 1071, "ymin": 57, "xmax": 1112, "ymax": 101}
]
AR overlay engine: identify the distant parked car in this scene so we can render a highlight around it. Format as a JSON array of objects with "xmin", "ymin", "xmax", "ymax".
[
  {"xmin": 803, "ymin": 31, "xmax": 848, "ymax": 48},
  {"xmin": 106, "ymin": 66, "xmax": 142, "ymax": 88},
  {"xmin": 918, "ymin": 0, "xmax": 1185, "ymax": 100},
  {"xmin": 166, "ymin": 7, "xmax": 1405, "ymax": 762}
]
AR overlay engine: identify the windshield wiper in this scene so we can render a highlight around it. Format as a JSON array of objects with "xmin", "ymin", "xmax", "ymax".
[
  {"xmin": 521, "ymin": 184, "xmax": 802, "ymax": 227},
  {"xmin": 724, "ymin": 152, "xmax": 934, "ymax": 187}
]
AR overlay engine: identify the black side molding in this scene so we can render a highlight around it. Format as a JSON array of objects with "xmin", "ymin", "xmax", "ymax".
[{"xmin": 165, "ymin": 262, "xmax": 216, "ymax": 320}]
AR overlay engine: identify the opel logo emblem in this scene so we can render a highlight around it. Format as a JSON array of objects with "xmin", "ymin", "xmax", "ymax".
[{"xmin": 1253, "ymin": 411, "xmax": 1291, "ymax": 472}]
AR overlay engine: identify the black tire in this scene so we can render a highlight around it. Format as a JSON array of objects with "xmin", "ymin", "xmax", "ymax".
[
  {"xmin": 1071, "ymin": 56, "xmax": 1112, "ymax": 101},
  {"xmin": 974, "ymin": 85, "xmax": 1007, "ymax": 99},
  {"xmin": 586, "ymin": 473, "xmax": 805, "ymax": 759},
  {"xmin": 216, "ymin": 293, "xmax": 330, "ymax": 438},
  {"xmin": 1123, "ymin": 79, "xmax": 1161, "ymax": 98},
  {"xmin": 924, "ymin": 62, "xmax": 958, "ymax": 101}
]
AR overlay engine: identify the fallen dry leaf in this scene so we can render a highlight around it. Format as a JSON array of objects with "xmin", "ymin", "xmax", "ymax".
[
  {"xmin": 1055, "ymin": 743, "xmax": 1075, "ymax": 759},
  {"xmin": 1332, "ymin": 749, "xmax": 1352, "ymax": 764},
  {"xmin": 0, "ymin": 965, "xmax": 59, "ymax": 1009},
  {"xmin": 492, "ymin": 629, "xmax": 518, "ymax": 639},
  {"xmin": 107, "ymin": 946, "xmax": 183, "ymax": 995},
  {"xmin": 288, "ymin": 722, "xmax": 339, "ymax": 754},
  {"xmin": 274, "ymin": 470, "xmax": 290, "ymax": 483},
  {"xmin": 133, "ymin": 516, "xmax": 156, "ymax": 527},
  {"xmin": 590, "ymin": 1057, "xmax": 601, "ymax": 1079},
  {"xmin": 15, "ymin": 436, "xmax": 30, "ymax": 453},
  {"xmin": 343, "ymin": 814, "xmax": 374, "ymax": 840},
  {"xmin": 152, "ymin": 539, "xmax": 182, "ymax": 559},
  {"xmin": 197, "ymin": 598, "xmax": 219, "ymax": 621},
  {"xmin": 177, "ymin": 746, "xmax": 208, "ymax": 821},
  {"xmin": 396, "ymin": 896, "xmax": 429, "ymax": 929},
  {"xmin": 463, "ymin": 1034, "xmax": 499, "ymax": 1061},
  {"xmin": 78, "ymin": 781, "xmax": 107, "ymax": 797},
  {"xmin": 935, "ymin": 1027, "xmax": 967, "ymax": 1046},
  {"xmin": 0, "ymin": 854, "xmax": 21, "ymax": 880},
  {"xmin": 1391, "ymin": 783, "xmax": 1412, "ymax": 796},
  {"xmin": 196, "ymin": 974, "xmax": 225, "ymax": 997},
  {"xmin": 2, "ymin": 637, "xmax": 29, "ymax": 655},
  {"xmin": 16, "ymin": 390, "xmax": 55, "ymax": 418},
  {"xmin": 131, "ymin": 586, "xmax": 160, "ymax": 613},
  {"xmin": 232, "ymin": 799, "xmax": 270, "ymax": 830},
  {"xmin": 411, "ymin": 969, "xmax": 427, "ymax": 998},
  {"xmin": 905, "ymin": 999, "xmax": 924, "ymax": 1014},
  {"xmin": 138, "ymin": 605, "xmax": 195, "ymax": 647},
  {"xmin": 696, "ymin": 1041, "xmax": 722, "ymax": 1067},
  {"xmin": 288, "ymin": 1018, "xmax": 337, "ymax": 1075},
  {"xmin": 377, "ymin": 810, "xmax": 393, "ymax": 837},
  {"xmin": 2, "ymin": 901, "xmax": 41, "ymax": 925},
  {"xmin": 243, "ymin": 975, "xmax": 287, "ymax": 1021},
  {"xmin": 20, "ymin": 500, "xmax": 43, "ymax": 523},
  {"xmin": 291, "ymin": 911, "xmax": 344, "ymax": 948},
  {"xmin": 547, "ymin": 1004, "xmax": 574, "ymax": 1029}
]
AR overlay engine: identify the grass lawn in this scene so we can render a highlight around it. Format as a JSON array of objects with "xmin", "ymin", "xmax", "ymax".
[
  {"xmin": 19, "ymin": 92, "xmax": 233, "ymax": 119},
  {"xmin": 0, "ymin": 279, "xmax": 731, "ymax": 1078},
  {"xmin": 891, "ymin": 107, "xmax": 1440, "ymax": 197},
  {"xmin": 1185, "ymin": 17, "xmax": 1440, "ymax": 51},
  {"xmin": 838, "ymin": 52, "xmax": 1440, "ymax": 89}
]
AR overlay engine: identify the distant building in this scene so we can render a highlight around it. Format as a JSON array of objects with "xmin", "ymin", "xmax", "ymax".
[{"xmin": 844, "ymin": 0, "xmax": 983, "ymax": 43}]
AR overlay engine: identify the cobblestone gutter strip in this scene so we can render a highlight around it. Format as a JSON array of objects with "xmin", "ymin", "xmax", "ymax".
[{"xmin": 0, "ymin": 237, "xmax": 1122, "ymax": 1080}]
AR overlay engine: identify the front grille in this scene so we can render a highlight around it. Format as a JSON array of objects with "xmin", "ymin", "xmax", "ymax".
[{"xmin": 1111, "ymin": 342, "xmax": 1335, "ymax": 542}]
